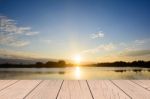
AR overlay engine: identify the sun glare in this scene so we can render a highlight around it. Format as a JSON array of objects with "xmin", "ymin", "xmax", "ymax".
[
  {"xmin": 73, "ymin": 54, "xmax": 82, "ymax": 64},
  {"xmin": 74, "ymin": 66, "xmax": 81, "ymax": 79}
]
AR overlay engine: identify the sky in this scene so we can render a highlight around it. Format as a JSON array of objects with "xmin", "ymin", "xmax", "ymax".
[{"xmin": 0, "ymin": 0, "xmax": 150, "ymax": 62}]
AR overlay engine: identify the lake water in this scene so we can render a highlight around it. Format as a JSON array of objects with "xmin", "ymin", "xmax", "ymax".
[{"xmin": 0, "ymin": 66, "xmax": 150, "ymax": 79}]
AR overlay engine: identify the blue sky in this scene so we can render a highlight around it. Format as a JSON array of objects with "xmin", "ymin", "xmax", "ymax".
[{"xmin": 0, "ymin": 0, "xmax": 150, "ymax": 62}]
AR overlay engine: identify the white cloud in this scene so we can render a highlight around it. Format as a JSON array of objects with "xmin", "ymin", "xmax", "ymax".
[
  {"xmin": 81, "ymin": 43, "xmax": 116, "ymax": 54},
  {"xmin": 120, "ymin": 50, "xmax": 150, "ymax": 57},
  {"xmin": 91, "ymin": 31, "xmax": 104, "ymax": 39},
  {"xmin": 0, "ymin": 15, "xmax": 39, "ymax": 47},
  {"xmin": 95, "ymin": 49, "xmax": 150, "ymax": 62},
  {"xmin": 0, "ymin": 35, "xmax": 30, "ymax": 47},
  {"xmin": 134, "ymin": 40, "xmax": 146, "ymax": 45},
  {"xmin": 97, "ymin": 53, "xmax": 150, "ymax": 62},
  {"xmin": 25, "ymin": 31, "xmax": 39, "ymax": 36},
  {"xmin": 81, "ymin": 38, "xmax": 150, "ymax": 62},
  {"xmin": 0, "ymin": 48, "xmax": 41, "ymax": 59},
  {"xmin": 119, "ymin": 42, "xmax": 127, "ymax": 47},
  {"xmin": 41, "ymin": 39, "xmax": 51, "ymax": 44},
  {"xmin": 8, "ymin": 41, "xmax": 30, "ymax": 47},
  {"xmin": 123, "ymin": 38, "xmax": 150, "ymax": 51}
]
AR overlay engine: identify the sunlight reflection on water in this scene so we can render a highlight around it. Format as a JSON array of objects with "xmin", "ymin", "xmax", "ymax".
[
  {"xmin": 74, "ymin": 66, "xmax": 81, "ymax": 79},
  {"xmin": 0, "ymin": 67, "xmax": 150, "ymax": 79}
]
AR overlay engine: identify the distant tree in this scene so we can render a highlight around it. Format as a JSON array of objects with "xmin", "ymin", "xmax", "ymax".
[
  {"xmin": 58, "ymin": 60, "xmax": 66, "ymax": 66},
  {"xmin": 0, "ymin": 60, "xmax": 150, "ymax": 68},
  {"xmin": 36, "ymin": 62, "xmax": 43, "ymax": 65},
  {"xmin": 46, "ymin": 61, "xmax": 57, "ymax": 67}
]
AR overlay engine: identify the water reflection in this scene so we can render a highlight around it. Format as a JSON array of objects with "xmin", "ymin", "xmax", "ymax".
[
  {"xmin": 0, "ymin": 67, "xmax": 150, "ymax": 79},
  {"xmin": 58, "ymin": 71, "xmax": 65, "ymax": 74},
  {"xmin": 74, "ymin": 66, "xmax": 81, "ymax": 79},
  {"xmin": 114, "ymin": 70, "xmax": 126, "ymax": 73}
]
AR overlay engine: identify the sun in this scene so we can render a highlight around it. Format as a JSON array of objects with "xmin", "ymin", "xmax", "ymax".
[{"xmin": 73, "ymin": 54, "xmax": 82, "ymax": 64}]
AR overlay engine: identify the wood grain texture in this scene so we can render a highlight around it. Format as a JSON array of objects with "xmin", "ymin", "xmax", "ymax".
[
  {"xmin": 0, "ymin": 80, "xmax": 149, "ymax": 99},
  {"xmin": 87, "ymin": 80, "xmax": 130, "ymax": 99},
  {"xmin": 25, "ymin": 80, "xmax": 63, "ymax": 99},
  {"xmin": 57, "ymin": 80, "xmax": 93, "ymax": 99},
  {"xmin": 112, "ymin": 80, "xmax": 150, "ymax": 99},
  {"xmin": 0, "ymin": 80, "xmax": 18, "ymax": 91},
  {"xmin": 0, "ymin": 80, "xmax": 41, "ymax": 99},
  {"xmin": 132, "ymin": 80, "xmax": 150, "ymax": 91}
]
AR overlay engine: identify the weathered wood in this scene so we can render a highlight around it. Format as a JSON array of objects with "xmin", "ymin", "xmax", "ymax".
[
  {"xmin": 0, "ymin": 80, "xmax": 149, "ymax": 99},
  {"xmin": 0, "ymin": 80, "xmax": 18, "ymax": 91},
  {"xmin": 57, "ymin": 80, "xmax": 93, "ymax": 99},
  {"xmin": 132, "ymin": 80, "xmax": 150, "ymax": 91},
  {"xmin": 0, "ymin": 80, "xmax": 41, "ymax": 99},
  {"xmin": 112, "ymin": 80, "xmax": 150, "ymax": 99},
  {"xmin": 87, "ymin": 80, "xmax": 130, "ymax": 99},
  {"xmin": 25, "ymin": 80, "xmax": 63, "ymax": 99}
]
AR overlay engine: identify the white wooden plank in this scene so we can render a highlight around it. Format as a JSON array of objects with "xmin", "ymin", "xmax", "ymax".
[
  {"xmin": 87, "ymin": 80, "xmax": 130, "ymax": 99},
  {"xmin": 0, "ymin": 80, "xmax": 18, "ymax": 91},
  {"xmin": 25, "ymin": 80, "xmax": 63, "ymax": 99},
  {"xmin": 0, "ymin": 80, "xmax": 41, "ymax": 99},
  {"xmin": 57, "ymin": 80, "xmax": 93, "ymax": 99},
  {"xmin": 112, "ymin": 80, "xmax": 150, "ymax": 99},
  {"xmin": 132, "ymin": 80, "xmax": 150, "ymax": 91}
]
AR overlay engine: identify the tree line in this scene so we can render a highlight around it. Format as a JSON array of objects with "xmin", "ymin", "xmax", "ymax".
[
  {"xmin": 94, "ymin": 60, "xmax": 150, "ymax": 68},
  {"xmin": 0, "ymin": 60, "xmax": 150, "ymax": 68},
  {"xmin": 0, "ymin": 60, "xmax": 69, "ymax": 68}
]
